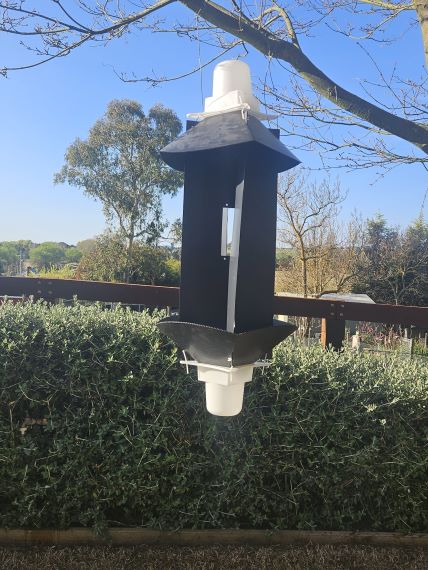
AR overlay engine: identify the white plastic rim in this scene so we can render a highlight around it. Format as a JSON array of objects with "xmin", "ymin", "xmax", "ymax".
[{"xmin": 205, "ymin": 382, "xmax": 246, "ymax": 416}]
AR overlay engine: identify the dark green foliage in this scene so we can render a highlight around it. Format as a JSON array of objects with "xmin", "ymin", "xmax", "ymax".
[
  {"xmin": 76, "ymin": 232, "xmax": 180, "ymax": 285},
  {"xmin": 353, "ymin": 214, "xmax": 428, "ymax": 306},
  {"xmin": 0, "ymin": 243, "xmax": 19, "ymax": 274},
  {"xmin": 0, "ymin": 241, "xmax": 81, "ymax": 275},
  {"xmin": 0, "ymin": 302, "xmax": 426, "ymax": 532},
  {"xmin": 29, "ymin": 242, "xmax": 67, "ymax": 270},
  {"xmin": 0, "ymin": 241, "xmax": 33, "ymax": 275}
]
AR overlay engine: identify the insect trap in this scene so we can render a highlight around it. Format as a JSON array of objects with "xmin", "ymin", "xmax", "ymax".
[{"xmin": 158, "ymin": 60, "xmax": 300, "ymax": 416}]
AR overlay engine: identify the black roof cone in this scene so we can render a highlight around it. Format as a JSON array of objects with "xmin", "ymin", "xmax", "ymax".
[{"xmin": 161, "ymin": 111, "xmax": 300, "ymax": 173}]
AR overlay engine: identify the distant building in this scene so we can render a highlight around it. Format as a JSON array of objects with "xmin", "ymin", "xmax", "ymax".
[{"xmin": 319, "ymin": 293, "xmax": 375, "ymax": 305}]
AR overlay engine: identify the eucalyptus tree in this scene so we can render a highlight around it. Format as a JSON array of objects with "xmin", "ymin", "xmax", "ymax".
[
  {"xmin": 54, "ymin": 100, "xmax": 183, "ymax": 282},
  {"xmin": 1, "ymin": 1, "xmax": 427, "ymax": 170}
]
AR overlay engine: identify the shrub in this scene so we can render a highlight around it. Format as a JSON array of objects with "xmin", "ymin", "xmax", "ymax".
[
  {"xmin": 0, "ymin": 301, "xmax": 426, "ymax": 532},
  {"xmin": 35, "ymin": 264, "xmax": 77, "ymax": 280}
]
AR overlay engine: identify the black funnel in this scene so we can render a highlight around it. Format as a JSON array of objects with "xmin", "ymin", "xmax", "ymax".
[{"xmin": 158, "ymin": 318, "xmax": 297, "ymax": 367}]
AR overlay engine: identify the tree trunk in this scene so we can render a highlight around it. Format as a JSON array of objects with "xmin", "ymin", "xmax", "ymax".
[
  {"xmin": 415, "ymin": 1, "xmax": 428, "ymax": 66},
  {"xmin": 299, "ymin": 241, "xmax": 311, "ymax": 338},
  {"xmin": 124, "ymin": 235, "xmax": 134, "ymax": 284}
]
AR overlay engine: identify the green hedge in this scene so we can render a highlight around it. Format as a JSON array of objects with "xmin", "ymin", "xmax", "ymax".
[{"xmin": 0, "ymin": 301, "xmax": 427, "ymax": 532}]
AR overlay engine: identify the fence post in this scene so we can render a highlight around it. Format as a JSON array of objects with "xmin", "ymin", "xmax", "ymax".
[{"xmin": 321, "ymin": 318, "xmax": 345, "ymax": 351}]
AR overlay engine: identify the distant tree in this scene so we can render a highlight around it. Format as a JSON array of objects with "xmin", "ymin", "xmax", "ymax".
[
  {"xmin": 164, "ymin": 257, "xmax": 181, "ymax": 286},
  {"xmin": 277, "ymin": 170, "xmax": 365, "ymax": 336},
  {"xmin": 29, "ymin": 242, "xmax": 66, "ymax": 270},
  {"xmin": 76, "ymin": 239, "xmax": 97, "ymax": 254},
  {"xmin": 55, "ymin": 100, "xmax": 183, "ymax": 282},
  {"xmin": 64, "ymin": 247, "xmax": 82, "ymax": 264},
  {"xmin": 166, "ymin": 218, "xmax": 182, "ymax": 260},
  {"xmin": 405, "ymin": 216, "xmax": 428, "ymax": 305},
  {"xmin": 76, "ymin": 232, "xmax": 180, "ymax": 286},
  {"xmin": 354, "ymin": 214, "xmax": 428, "ymax": 305},
  {"xmin": 0, "ymin": 240, "xmax": 35, "ymax": 275},
  {"xmin": 12, "ymin": 240, "xmax": 33, "ymax": 261},
  {"xmin": 76, "ymin": 232, "xmax": 126, "ymax": 283},
  {"xmin": 0, "ymin": 243, "xmax": 19, "ymax": 275},
  {"xmin": 276, "ymin": 248, "xmax": 293, "ymax": 271},
  {"xmin": 132, "ymin": 244, "xmax": 180, "ymax": 286},
  {"xmin": 277, "ymin": 169, "xmax": 364, "ymax": 298}
]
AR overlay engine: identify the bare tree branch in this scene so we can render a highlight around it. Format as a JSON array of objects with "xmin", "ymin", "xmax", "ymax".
[
  {"xmin": 1, "ymin": 0, "xmax": 427, "ymax": 166},
  {"xmin": 180, "ymin": 0, "xmax": 427, "ymax": 154}
]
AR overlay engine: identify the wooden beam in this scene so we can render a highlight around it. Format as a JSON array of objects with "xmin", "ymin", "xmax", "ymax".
[
  {"xmin": 338, "ymin": 300, "xmax": 428, "ymax": 327},
  {"xmin": 0, "ymin": 528, "xmax": 427, "ymax": 547},
  {"xmin": 274, "ymin": 296, "xmax": 336, "ymax": 319},
  {"xmin": 0, "ymin": 277, "xmax": 427, "ymax": 328},
  {"xmin": 0, "ymin": 277, "xmax": 179, "ymax": 308},
  {"xmin": 274, "ymin": 296, "xmax": 428, "ymax": 327},
  {"xmin": 321, "ymin": 318, "xmax": 346, "ymax": 351}
]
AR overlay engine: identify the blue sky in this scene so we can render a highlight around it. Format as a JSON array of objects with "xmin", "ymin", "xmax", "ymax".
[{"xmin": 0, "ymin": 3, "xmax": 426, "ymax": 245}]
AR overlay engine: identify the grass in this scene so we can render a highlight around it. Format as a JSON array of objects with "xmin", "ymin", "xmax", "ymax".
[{"xmin": 1, "ymin": 545, "xmax": 427, "ymax": 570}]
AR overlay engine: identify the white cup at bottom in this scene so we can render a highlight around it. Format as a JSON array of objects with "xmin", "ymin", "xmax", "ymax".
[
  {"xmin": 197, "ymin": 363, "xmax": 254, "ymax": 416},
  {"xmin": 205, "ymin": 382, "xmax": 246, "ymax": 416}
]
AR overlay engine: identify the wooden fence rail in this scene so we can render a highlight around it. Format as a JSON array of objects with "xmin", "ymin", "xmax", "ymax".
[
  {"xmin": 1, "ymin": 528, "xmax": 427, "ymax": 547},
  {"xmin": 1, "ymin": 276, "xmax": 427, "ymax": 349}
]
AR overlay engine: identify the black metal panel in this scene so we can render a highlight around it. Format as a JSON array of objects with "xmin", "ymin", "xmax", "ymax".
[
  {"xmin": 233, "ymin": 145, "xmax": 279, "ymax": 333},
  {"xmin": 158, "ymin": 318, "xmax": 297, "ymax": 366},
  {"xmin": 160, "ymin": 111, "xmax": 300, "ymax": 338},
  {"xmin": 179, "ymin": 147, "xmax": 244, "ymax": 328}
]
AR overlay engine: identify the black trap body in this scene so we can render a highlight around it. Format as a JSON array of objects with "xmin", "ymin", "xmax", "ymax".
[{"xmin": 158, "ymin": 110, "xmax": 299, "ymax": 367}]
